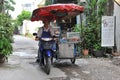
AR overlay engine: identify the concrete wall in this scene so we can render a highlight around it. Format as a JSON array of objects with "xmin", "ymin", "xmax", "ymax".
[
  {"xmin": 114, "ymin": 2, "xmax": 120, "ymax": 53},
  {"xmin": 20, "ymin": 20, "xmax": 43, "ymax": 35}
]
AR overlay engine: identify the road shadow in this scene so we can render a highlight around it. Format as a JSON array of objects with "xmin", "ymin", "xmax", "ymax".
[{"xmin": 53, "ymin": 61, "xmax": 79, "ymax": 68}]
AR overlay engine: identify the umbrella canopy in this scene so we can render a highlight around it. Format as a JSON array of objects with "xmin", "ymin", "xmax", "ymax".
[{"xmin": 31, "ymin": 3, "xmax": 84, "ymax": 21}]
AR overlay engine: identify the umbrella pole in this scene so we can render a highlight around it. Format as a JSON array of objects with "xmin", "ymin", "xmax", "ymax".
[
  {"xmin": 80, "ymin": 14, "xmax": 83, "ymax": 39},
  {"xmin": 56, "ymin": 19, "xmax": 61, "ymax": 38}
]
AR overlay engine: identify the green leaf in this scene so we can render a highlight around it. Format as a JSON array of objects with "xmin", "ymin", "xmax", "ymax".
[{"xmin": 0, "ymin": 13, "xmax": 13, "ymax": 56}]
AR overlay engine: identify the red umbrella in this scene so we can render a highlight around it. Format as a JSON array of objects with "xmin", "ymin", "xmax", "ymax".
[{"xmin": 31, "ymin": 3, "xmax": 84, "ymax": 21}]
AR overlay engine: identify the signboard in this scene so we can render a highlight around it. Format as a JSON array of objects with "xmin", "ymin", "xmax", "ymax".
[
  {"xmin": 101, "ymin": 16, "xmax": 115, "ymax": 47},
  {"xmin": 67, "ymin": 32, "xmax": 80, "ymax": 43},
  {"xmin": 53, "ymin": 27, "xmax": 60, "ymax": 35}
]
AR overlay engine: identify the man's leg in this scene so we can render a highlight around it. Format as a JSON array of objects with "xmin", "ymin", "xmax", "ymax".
[
  {"xmin": 36, "ymin": 49, "xmax": 40, "ymax": 63},
  {"xmin": 36, "ymin": 41, "xmax": 41, "ymax": 63},
  {"xmin": 40, "ymin": 52, "xmax": 44, "ymax": 65}
]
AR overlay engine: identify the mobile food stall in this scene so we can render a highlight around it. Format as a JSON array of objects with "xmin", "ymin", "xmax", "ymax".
[{"xmin": 31, "ymin": 3, "xmax": 84, "ymax": 74}]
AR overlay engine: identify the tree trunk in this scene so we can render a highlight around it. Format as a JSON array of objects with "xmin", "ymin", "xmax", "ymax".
[
  {"xmin": 0, "ymin": 54, "xmax": 6, "ymax": 63},
  {"xmin": 105, "ymin": 0, "xmax": 114, "ymax": 16}
]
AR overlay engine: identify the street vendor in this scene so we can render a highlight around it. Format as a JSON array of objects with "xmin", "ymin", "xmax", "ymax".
[
  {"xmin": 35, "ymin": 20, "xmax": 55, "ymax": 63},
  {"xmin": 37, "ymin": 20, "xmax": 54, "ymax": 39}
]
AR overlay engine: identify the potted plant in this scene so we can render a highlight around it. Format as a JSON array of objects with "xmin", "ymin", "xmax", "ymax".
[
  {"xmin": 80, "ymin": 27, "xmax": 92, "ymax": 56},
  {"xmin": 92, "ymin": 42, "xmax": 105, "ymax": 57}
]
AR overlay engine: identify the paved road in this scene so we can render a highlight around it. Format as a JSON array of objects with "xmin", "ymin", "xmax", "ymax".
[
  {"xmin": 0, "ymin": 35, "xmax": 66, "ymax": 80},
  {"xmin": 0, "ymin": 35, "xmax": 120, "ymax": 80}
]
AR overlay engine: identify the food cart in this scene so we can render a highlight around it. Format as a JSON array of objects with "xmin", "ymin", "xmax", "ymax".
[
  {"xmin": 53, "ymin": 26, "xmax": 80, "ymax": 64},
  {"xmin": 31, "ymin": 3, "xmax": 84, "ymax": 74}
]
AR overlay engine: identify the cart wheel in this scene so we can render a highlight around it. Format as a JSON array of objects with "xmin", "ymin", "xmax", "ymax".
[{"xmin": 71, "ymin": 58, "xmax": 76, "ymax": 64}]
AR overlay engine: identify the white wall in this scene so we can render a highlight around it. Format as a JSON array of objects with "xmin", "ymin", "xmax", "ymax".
[
  {"xmin": 114, "ymin": 2, "xmax": 120, "ymax": 53},
  {"xmin": 20, "ymin": 20, "xmax": 43, "ymax": 35}
]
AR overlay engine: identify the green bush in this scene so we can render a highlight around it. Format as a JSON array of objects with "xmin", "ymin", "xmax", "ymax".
[
  {"xmin": 0, "ymin": 13, "xmax": 14, "ymax": 56},
  {"xmin": 80, "ymin": 0, "xmax": 108, "ymax": 50}
]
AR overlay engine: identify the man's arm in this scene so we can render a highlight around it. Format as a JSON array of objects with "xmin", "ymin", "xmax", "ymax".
[
  {"xmin": 37, "ymin": 27, "xmax": 43, "ymax": 38},
  {"xmin": 50, "ymin": 27, "xmax": 55, "ymax": 37}
]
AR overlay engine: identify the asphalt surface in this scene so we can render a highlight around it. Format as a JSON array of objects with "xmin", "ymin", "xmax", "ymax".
[{"xmin": 0, "ymin": 35, "xmax": 120, "ymax": 80}]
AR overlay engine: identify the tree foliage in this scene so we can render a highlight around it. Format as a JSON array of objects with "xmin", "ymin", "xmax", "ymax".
[
  {"xmin": 45, "ymin": 0, "xmax": 52, "ymax": 5},
  {"xmin": 74, "ymin": 0, "xmax": 108, "ymax": 50},
  {"xmin": 0, "ymin": 0, "xmax": 15, "ymax": 57},
  {"xmin": 84, "ymin": 0, "xmax": 108, "ymax": 50},
  {"xmin": 16, "ymin": 10, "xmax": 31, "ymax": 26},
  {"xmin": 0, "ymin": 13, "xmax": 14, "ymax": 56},
  {"xmin": 0, "ymin": 0, "xmax": 15, "ymax": 13}
]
